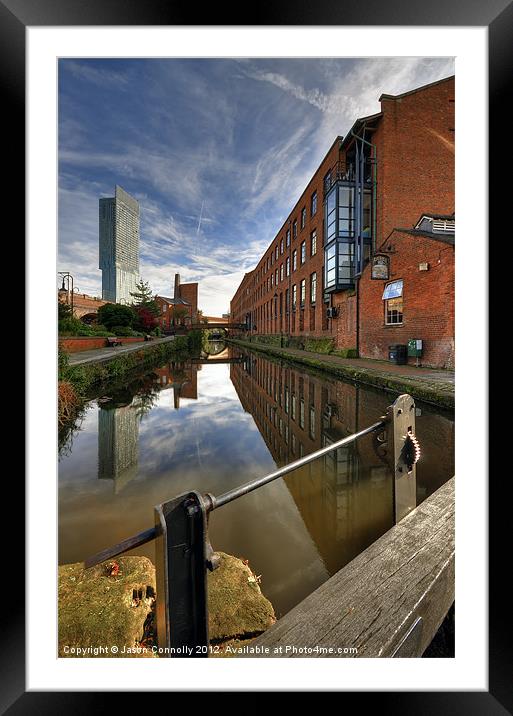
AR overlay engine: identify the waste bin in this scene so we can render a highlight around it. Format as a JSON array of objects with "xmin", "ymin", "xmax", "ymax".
[{"xmin": 388, "ymin": 344, "xmax": 408, "ymax": 365}]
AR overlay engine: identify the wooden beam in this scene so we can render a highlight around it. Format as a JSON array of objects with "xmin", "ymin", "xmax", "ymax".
[{"xmin": 245, "ymin": 477, "xmax": 455, "ymax": 658}]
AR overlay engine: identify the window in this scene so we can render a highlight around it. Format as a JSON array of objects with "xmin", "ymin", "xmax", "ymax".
[
  {"xmin": 299, "ymin": 399, "xmax": 305, "ymax": 429},
  {"xmin": 286, "ymin": 228, "xmax": 291, "ymax": 247},
  {"xmin": 280, "ymin": 238, "xmax": 284, "ymax": 254},
  {"xmin": 300, "ymin": 279, "xmax": 306, "ymax": 307},
  {"xmin": 323, "ymin": 170, "xmax": 331, "ymax": 194},
  {"xmin": 383, "ymin": 280, "xmax": 403, "ymax": 324},
  {"xmin": 291, "ymin": 395, "xmax": 296, "ymax": 421},
  {"xmin": 301, "ymin": 207, "xmax": 306, "ymax": 229},
  {"xmin": 285, "ymin": 287, "xmax": 289, "ymax": 312},
  {"xmin": 293, "ymin": 219, "xmax": 297, "ymax": 239},
  {"xmin": 292, "ymin": 284, "xmax": 297, "ymax": 310},
  {"xmin": 292, "ymin": 249, "xmax": 297, "ymax": 271},
  {"xmin": 280, "ymin": 264, "xmax": 284, "ymax": 281},
  {"xmin": 275, "ymin": 246, "xmax": 278, "ymax": 260},
  {"xmin": 286, "ymin": 256, "xmax": 290, "ymax": 276},
  {"xmin": 311, "ymin": 229, "xmax": 317, "ymax": 256},
  {"xmin": 310, "ymin": 272, "xmax": 317, "ymax": 304},
  {"xmin": 300, "ymin": 240, "xmax": 306, "ymax": 264},
  {"xmin": 271, "ymin": 274, "xmax": 274, "ymax": 287},
  {"xmin": 163, "ymin": 304, "xmax": 167, "ymax": 312},
  {"xmin": 311, "ymin": 191, "xmax": 317, "ymax": 216},
  {"xmin": 309, "ymin": 406, "xmax": 315, "ymax": 439},
  {"xmin": 275, "ymin": 269, "xmax": 278, "ymax": 285}
]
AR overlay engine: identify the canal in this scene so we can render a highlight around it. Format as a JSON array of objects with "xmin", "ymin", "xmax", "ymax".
[{"xmin": 59, "ymin": 342, "xmax": 455, "ymax": 618}]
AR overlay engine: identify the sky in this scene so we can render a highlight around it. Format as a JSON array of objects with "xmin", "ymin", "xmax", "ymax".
[{"xmin": 58, "ymin": 57, "xmax": 454, "ymax": 316}]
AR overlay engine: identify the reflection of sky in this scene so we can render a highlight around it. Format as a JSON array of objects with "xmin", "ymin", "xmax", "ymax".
[{"xmin": 58, "ymin": 358, "xmax": 454, "ymax": 616}]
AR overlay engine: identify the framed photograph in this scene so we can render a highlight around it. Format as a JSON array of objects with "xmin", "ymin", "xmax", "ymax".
[{"xmin": 8, "ymin": 0, "xmax": 504, "ymax": 708}]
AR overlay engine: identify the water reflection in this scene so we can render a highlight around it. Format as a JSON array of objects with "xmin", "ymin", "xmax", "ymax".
[{"xmin": 59, "ymin": 345, "xmax": 454, "ymax": 616}]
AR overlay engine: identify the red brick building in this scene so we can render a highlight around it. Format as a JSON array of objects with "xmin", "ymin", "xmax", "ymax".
[
  {"xmin": 155, "ymin": 273, "xmax": 198, "ymax": 332},
  {"xmin": 230, "ymin": 76, "xmax": 455, "ymax": 368}
]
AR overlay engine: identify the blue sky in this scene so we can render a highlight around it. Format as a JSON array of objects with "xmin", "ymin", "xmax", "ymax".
[{"xmin": 58, "ymin": 57, "xmax": 454, "ymax": 316}]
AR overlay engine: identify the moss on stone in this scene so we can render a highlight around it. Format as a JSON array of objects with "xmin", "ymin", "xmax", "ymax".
[
  {"xmin": 58, "ymin": 556, "xmax": 156, "ymax": 658},
  {"xmin": 208, "ymin": 552, "xmax": 275, "ymax": 641},
  {"xmin": 59, "ymin": 552, "xmax": 275, "ymax": 658}
]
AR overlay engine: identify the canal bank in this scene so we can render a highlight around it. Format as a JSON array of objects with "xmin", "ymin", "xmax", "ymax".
[{"xmin": 226, "ymin": 338, "xmax": 454, "ymax": 410}]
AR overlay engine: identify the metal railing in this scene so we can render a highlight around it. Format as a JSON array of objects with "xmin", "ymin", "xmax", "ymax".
[{"xmin": 85, "ymin": 394, "xmax": 420, "ymax": 657}]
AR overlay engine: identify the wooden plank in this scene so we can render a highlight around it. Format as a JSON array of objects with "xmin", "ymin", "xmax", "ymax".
[{"xmin": 246, "ymin": 477, "xmax": 454, "ymax": 658}]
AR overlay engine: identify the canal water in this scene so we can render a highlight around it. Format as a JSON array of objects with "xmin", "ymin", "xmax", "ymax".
[{"xmin": 59, "ymin": 342, "xmax": 454, "ymax": 618}]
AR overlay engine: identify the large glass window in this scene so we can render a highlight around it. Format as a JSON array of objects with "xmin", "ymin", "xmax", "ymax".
[
  {"xmin": 311, "ymin": 191, "xmax": 317, "ymax": 216},
  {"xmin": 325, "ymin": 242, "xmax": 337, "ymax": 288},
  {"xmin": 286, "ymin": 229, "xmax": 291, "ymax": 247},
  {"xmin": 293, "ymin": 219, "xmax": 297, "ymax": 239},
  {"xmin": 293, "ymin": 249, "xmax": 297, "ymax": 271},
  {"xmin": 311, "ymin": 229, "xmax": 317, "ymax": 256},
  {"xmin": 300, "ymin": 279, "xmax": 306, "ymax": 307},
  {"xmin": 286, "ymin": 256, "xmax": 290, "ymax": 276},
  {"xmin": 280, "ymin": 264, "xmax": 284, "ymax": 281},
  {"xmin": 300, "ymin": 240, "xmax": 306, "ymax": 265},
  {"xmin": 301, "ymin": 207, "xmax": 306, "ymax": 229},
  {"xmin": 280, "ymin": 238, "xmax": 284, "ymax": 254},
  {"xmin": 292, "ymin": 284, "xmax": 297, "ymax": 310}
]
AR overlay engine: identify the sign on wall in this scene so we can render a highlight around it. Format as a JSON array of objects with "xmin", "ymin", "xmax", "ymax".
[{"xmin": 371, "ymin": 254, "xmax": 390, "ymax": 280}]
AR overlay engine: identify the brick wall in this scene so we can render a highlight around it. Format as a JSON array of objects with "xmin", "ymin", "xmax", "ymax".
[
  {"xmin": 230, "ymin": 77, "xmax": 455, "ymax": 360},
  {"xmin": 376, "ymin": 77, "xmax": 455, "ymax": 244},
  {"xmin": 358, "ymin": 230, "xmax": 454, "ymax": 368},
  {"xmin": 59, "ymin": 336, "xmax": 145, "ymax": 353}
]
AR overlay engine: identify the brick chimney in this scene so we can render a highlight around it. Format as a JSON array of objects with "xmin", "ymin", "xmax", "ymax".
[{"xmin": 173, "ymin": 273, "xmax": 181, "ymax": 300}]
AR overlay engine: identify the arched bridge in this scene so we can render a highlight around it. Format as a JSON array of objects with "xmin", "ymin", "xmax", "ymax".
[{"xmin": 189, "ymin": 323, "xmax": 247, "ymax": 332}]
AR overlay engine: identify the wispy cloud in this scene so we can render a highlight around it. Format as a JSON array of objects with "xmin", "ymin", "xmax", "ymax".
[{"xmin": 58, "ymin": 57, "xmax": 454, "ymax": 314}]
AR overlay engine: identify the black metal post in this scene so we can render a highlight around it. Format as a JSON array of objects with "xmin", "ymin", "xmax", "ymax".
[{"xmin": 154, "ymin": 490, "xmax": 210, "ymax": 657}]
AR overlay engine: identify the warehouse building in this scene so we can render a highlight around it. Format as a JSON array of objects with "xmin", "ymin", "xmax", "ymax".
[{"xmin": 230, "ymin": 76, "xmax": 455, "ymax": 368}]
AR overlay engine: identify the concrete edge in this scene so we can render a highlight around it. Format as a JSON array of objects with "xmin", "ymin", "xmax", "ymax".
[{"xmin": 226, "ymin": 339, "xmax": 454, "ymax": 410}]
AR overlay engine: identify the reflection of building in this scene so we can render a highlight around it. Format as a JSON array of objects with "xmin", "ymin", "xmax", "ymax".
[
  {"xmin": 98, "ymin": 404, "xmax": 139, "ymax": 492},
  {"xmin": 155, "ymin": 273, "xmax": 198, "ymax": 332},
  {"xmin": 154, "ymin": 361, "xmax": 200, "ymax": 408},
  {"xmin": 230, "ymin": 355, "xmax": 393, "ymax": 573},
  {"xmin": 99, "ymin": 185, "xmax": 140, "ymax": 304}
]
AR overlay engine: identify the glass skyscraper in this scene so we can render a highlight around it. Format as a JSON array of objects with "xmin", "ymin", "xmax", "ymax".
[{"xmin": 99, "ymin": 185, "xmax": 140, "ymax": 303}]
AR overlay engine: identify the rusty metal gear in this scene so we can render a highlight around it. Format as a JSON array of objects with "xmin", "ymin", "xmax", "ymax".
[{"xmin": 402, "ymin": 430, "xmax": 421, "ymax": 471}]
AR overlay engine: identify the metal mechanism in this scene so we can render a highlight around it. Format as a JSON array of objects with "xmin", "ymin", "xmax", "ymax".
[
  {"xmin": 386, "ymin": 393, "xmax": 419, "ymax": 522},
  {"xmin": 84, "ymin": 393, "xmax": 420, "ymax": 657}
]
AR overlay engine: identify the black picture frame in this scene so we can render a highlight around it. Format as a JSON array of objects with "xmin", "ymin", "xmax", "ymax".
[{"xmin": 8, "ymin": 0, "xmax": 504, "ymax": 710}]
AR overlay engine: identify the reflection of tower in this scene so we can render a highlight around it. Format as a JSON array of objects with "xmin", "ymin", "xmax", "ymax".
[{"xmin": 98, "ymin": 405, "xmax": 139, "ymax": 493}]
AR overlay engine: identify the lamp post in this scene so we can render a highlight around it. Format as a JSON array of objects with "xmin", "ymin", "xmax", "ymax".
[{"xmin": 58, "ymin": 271, "xmax": 74, "ymax": 316}]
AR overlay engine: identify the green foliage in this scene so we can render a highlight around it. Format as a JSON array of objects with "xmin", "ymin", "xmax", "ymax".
[
  {"xmin": 304, "ymin": 338, "xmax": 335, "ymax": 354},
  {"xmin": 111, "ymin": 325, "xmax": 136, "ymax": 337},
  {"xmin": 129, "ymin": 279, "xmax": 154, "ymax": 306},
  {"xmin": 188, "ymin": 329, "xmax": 207, "ymax": 353},
  {"xmin": 332, "ymin": 348, "xmax": 359, "ymax": 358},
  {"xmin": 58, "ymin": 302, "xmax": 73, "ymax": 321},
  {"xmin": 152, "ymin": 326, "xmax": 162, "ymax": 337},
  {"xmin": 97, "ymin": 303, "xmax": 136, "ymax": 329}
]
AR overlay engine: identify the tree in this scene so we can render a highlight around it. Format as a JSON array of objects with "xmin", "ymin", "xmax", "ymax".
[
  {"xmin": 58, "ymin": 301, "xmax": 73, "ymax": 321},
  {"xmin": 130, "ymin": 279, "xmax": 160, "ymax": 323},
  {"xmin": 97, "ymin": 303, "xmax": 136, "ymax": 330},
  {"xmin": 134, "ymin": 305, "xmax": 158, "ymax": 332},
  {"xmin": 172, "ymin": 306, "xmax": 188, "ymax": 326}
]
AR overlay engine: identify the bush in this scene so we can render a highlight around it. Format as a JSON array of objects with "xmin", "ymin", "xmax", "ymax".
[
  {"xmin": 152, "ymin": 327, "xmax": 162, "ymax": 337},
  {"xmin": 111, "ymin": 325, "xmax": 135, "ymax": 337},
  {"xmin": 304, "ymin": 338, "xmax": 335, "ymax": 354},
  {"xmin": 97, "ymin": 303, "xmax": 137, "ymax": 330},
  {"xmin": 332, "ymin": 348, "xmax": 359, "ymax": 358}
]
